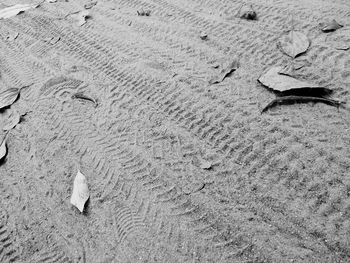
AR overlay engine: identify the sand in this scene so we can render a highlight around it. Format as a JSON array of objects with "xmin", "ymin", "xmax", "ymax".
[{"xmin": 0, "ymin": 0, "xmax": 350, "ymax": 262}]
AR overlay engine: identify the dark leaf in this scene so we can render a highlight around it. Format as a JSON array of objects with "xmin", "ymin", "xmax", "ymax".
[{"xmin": 262, "ymin": 96, "xmax": 345, "ymax": 113}]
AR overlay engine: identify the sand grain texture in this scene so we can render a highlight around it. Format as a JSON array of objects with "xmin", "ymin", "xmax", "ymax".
[{"xmin": 0, "ymin": 0, "xmax": 350, "ymax": 262}]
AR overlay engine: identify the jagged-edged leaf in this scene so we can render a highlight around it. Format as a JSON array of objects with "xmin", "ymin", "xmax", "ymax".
[
  {"xmin": 0, "ymin": 88, "xmax": 20, "ymax": 110},
  {"xmin": 0, "ymin": 135, "xmax": 7, "ymax": 162},
  {"xmin": 0, "ymin": 4, "xmax": 39, "ymax": 19},
  {"xmin": 70, "ymin": 170, "xmax": 89, "ymax": 213},
  {"xmin": 209, "ymin": 59, "xmax": 239, "ymax": 84},
  {"xmin": 258, "ymin": 66, "xmax": 332, "ymax": 96},
  {"xmin": 3, "ymin": 110, "xmax": 20, "ymax": 131},
  {"xmin": 321, "ymin": 19, "xmax": 343, "ymax": 33},
  {"xmin": 279, "ymin": 31, "xmax": 310, "ymax": 58}
]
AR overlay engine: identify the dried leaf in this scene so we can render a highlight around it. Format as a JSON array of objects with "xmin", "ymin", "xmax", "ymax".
[
  {"xmin": 199, "ymin": 159, "xmax": 212, "ymax": 170},
  {"xmin": 47, "ymin": 0, "xmax": 57, "ymax": 2},
  {"xmin": 0, "ymin": 4, "xmax": 39, "ymax": 19},
  {"xmin": 72, "ymin": 10, "xmax": 90, "ymax": 26},
  {"xmin": 84, "ymin": 1, "xmax": 97, "ymax": 9},
  {"xmin": 279, "ymin": 31, "xmax": 310, "ymax": 58},
  {"xmin": 0, "ymin": 134, "xmax": 7, "ymax": 162},
  {"xmin": 258, "ymin": 66, "xmax": 332, "ymax": 96},
  {"xmin": 3, "ymin": 110, "xmax": 20, "ymax": 131},
  {"xmin": 70, "ymin": 170, "xmax": 89, "ymax": 213},
  {"xmin": 209, "ymin": 59, "xmax": 239, "ymax": 84},
  {"xmin": 71, "ymin": 92, "xmax": 98, "ymax": 107},
  {"xmin": 0, "ymin": 88, "xmax": 20, "ymax": 110},
  {"xmin": 321, "ymin": 19, "xmax": 343, "ymax": 33},
  {"xmin": 262, "ymin": 96, "xmax": 345, "ymax": 113}
]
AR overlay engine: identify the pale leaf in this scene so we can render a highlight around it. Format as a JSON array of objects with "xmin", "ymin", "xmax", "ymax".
[
  {"xmin": 279, "ymin": 31, "xmax": 309, "ymax": 58},
  {"xmin": 0, "ymin": 135, "xmax": 7, "ymax": 162},
  {"xmin": 0, "ymin": 4, "xmax": 38, "ymax": 19},
  {"xmin": 0, "ymin": 88, "xmax": 20, "ymax": 110},
  {"xmin": 258, "ymin": 66, "xmax": 331, "ymax": 96},
  {"xmin": 70, "ymin": 170, "xmax": 89, "ymax": 213},
  {"xmin": 321, "ymin": 19, "xmax": 343, "ymax": 33}
]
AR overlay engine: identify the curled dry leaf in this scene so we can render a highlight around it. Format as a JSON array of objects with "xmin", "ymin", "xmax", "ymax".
[
  {"xmin": 0, "ymin": 4, "xmax": 39, "ymax": 19},
  {"xmin": 0, "ymin": 88, "xmax": 20, "ymax": 110},
  {"xmin": 3, "ymin": 110, "xmax": 20, "ymax": 131},
  {"xmin": 70, "ymin": 170, "xmax": 90, "ymax": 213},
  {"xmin": 209, "ymin": 59, "xmax": 239, "ymax": 84},
  {"xmin": 258, "ymin": 66, "xmax": 332, "ymax": 97},
  {"xmin": 262, "ymin": 96, "xmax": 345, "ymax": 113},
  {"xmin": 279, "ymin": 31, "xmax": 310, "ymax": 58},
  {"xmin": 321, "ymin": 19, "xmax": 343, "ymax": 33},
  {"xmin": 71, "ymin": 92, "xmax": 98, "ymax": 107},
  {"xmin": 0, "ymin": 134, "xmax": 7, "ymax": 162},
  {"xmin": 84, "ymin": 1, "xmax": 97, "ymax": 9}
]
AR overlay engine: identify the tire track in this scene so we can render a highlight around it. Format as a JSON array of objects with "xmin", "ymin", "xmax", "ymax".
[{"xmin": 3, "ymin": 5, "xmax": 350, "ymax": 262}]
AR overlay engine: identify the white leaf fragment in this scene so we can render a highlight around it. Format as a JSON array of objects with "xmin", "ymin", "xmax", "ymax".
[
  {"xmin": 70, "ymin": 170, "xmax": 90, "ymax": 213},
  {"xmin": 0, "ymin": 4, "xmax": 39, "ymax": 19}
]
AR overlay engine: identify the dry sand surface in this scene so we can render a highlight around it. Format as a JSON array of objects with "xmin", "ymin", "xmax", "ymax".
[{"xmin": 0, "ymin": 0, "xmax": 350, "ymax": 262}]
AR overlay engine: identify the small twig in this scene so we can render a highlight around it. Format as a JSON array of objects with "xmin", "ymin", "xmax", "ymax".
[{"xmin": 261, "ymin": 95, "xmax": 345, "ymax": 113}]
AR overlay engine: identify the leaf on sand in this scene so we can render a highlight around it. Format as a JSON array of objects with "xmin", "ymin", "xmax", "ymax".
[
  {"xmin": 200, "ymin": 32, "xmax": 208, "ymax": 40},
  {"xmin": 199, "ymin": 159, "xmax": 212, "ymax": 170},
  {"xmin": 209, "ymin": 59, "xmax": 239, "ymax": 84},
  {"xmin": 321, "ymin": 19, "xmax": 343, "ymax": 33},
  {"xmin": 72, "ymin": 10, "xmax": 90, "ymax": 26},
  {"xmin": 3, "ymin": 110, "xmax": 20, "ymax": 131},
  {"xmin": 261, "ymin": 96, "xmax": 345, "ymax": 113},
  {"xmin": 0, "ymin": 135, "xmax": 7, "ymax": 162},
  {"xmin": 240, "ymin": 5, "xmax": 257, "ymax": 20},
  {"xmin": 47, "ymin": 0, "xmax": 57, "ymax": 2},
  {"xmin": 279, "ymin": 31, "xmax": 310, "ymax": 58},
  {"xmin": 0, "ymin": 4, "xmax": 39, "ymax": 19},
  {"xmin": 70, "ymin": 170, "xmax": 89, "ymax": 213},
  {"xmin": 258, "ymin": 66, "xmax": 332, "ymax": 96},
  {"xmin": 0, "ymin": 88, "xmax": 20, "ymax": 110}
]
